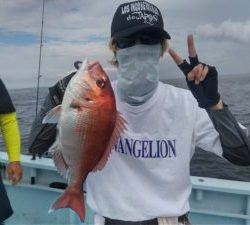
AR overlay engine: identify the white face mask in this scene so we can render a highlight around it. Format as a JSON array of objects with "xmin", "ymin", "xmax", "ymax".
[{"xmin": 116, "ymin": 44, "xmax": 161, "ymax": 105}]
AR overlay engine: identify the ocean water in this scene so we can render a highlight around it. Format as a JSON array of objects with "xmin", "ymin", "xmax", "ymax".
[{"xmin": 1, "ymin": 74, "xmax": 250, "ymax": 181}]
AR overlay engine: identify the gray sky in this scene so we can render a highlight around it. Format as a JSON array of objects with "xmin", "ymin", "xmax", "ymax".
[{"xmin": 0, "ymin": 0, "xmax": 250, "ymax": 89}]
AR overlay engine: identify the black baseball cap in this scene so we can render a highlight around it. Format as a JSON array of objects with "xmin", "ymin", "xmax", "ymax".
[{"xmin": 111, "ymin": 0, "xmax": 171, "ymax": 39}]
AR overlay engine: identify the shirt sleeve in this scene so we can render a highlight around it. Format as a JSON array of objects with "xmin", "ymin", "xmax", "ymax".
[
  {"xmin": 207, "ymin": 106, "xmax": 250, "ymax": 166},
  {"xmin": 194, "ymin": 106, "xmax": 223, "ymax": 157},
  {"xmin": 0, "ymin": 112, "xmax": 21, "ymax": 162}
]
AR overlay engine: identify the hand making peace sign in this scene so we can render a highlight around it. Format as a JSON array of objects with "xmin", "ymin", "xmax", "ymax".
[{"xmin": 168, "ymin": 34, "xmax": 222, "ymax": 109}]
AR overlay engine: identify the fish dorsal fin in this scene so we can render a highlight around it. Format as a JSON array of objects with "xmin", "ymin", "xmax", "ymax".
[
  {"xmin": 92, "ymin": 111, "xmax": 127, "ymax": 172},
  {"xmin": 42, "ymin": 105, "xmax": 62, "ymax": 124}
]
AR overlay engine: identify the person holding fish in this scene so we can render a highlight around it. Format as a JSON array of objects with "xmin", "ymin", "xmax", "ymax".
[
  {"xmin": 84, "ymin": 1, "xmax": 250, "ymax": 225},
  {"xmin": 38, "ymin": 1, "xmax": 250, "ymax": 225},
  {"xmin": 0, "ymin": 79, "xmax": 22, "ymax": 225}
]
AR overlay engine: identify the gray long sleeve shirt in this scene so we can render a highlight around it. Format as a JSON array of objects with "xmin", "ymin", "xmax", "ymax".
[{"xmin": 208, "ymin": 106, "xmax": 250, "ymax": 166}]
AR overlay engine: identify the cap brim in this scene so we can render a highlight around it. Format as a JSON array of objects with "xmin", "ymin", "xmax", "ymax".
[{"xmin": 112, "ymin": 25, "xmax": 171, "ymax": 39}]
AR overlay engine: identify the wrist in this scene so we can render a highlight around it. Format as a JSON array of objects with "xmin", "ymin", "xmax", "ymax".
[
  {"xmin": 209, "ymin": 99, "xmax": 224, "ymax": 110},
  {"xmin": 9, "ymin": 161, "xmax": 21, "ymax": 165}
]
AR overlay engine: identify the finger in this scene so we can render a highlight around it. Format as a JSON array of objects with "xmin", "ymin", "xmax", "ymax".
[
  {"xmin": 11, "ymin": 177, "xmax": 17, "ymax": 185},
  {"xmin": 9, "ymin": 172, "xmax": 20, "ymax": 185},
  {"xmin": 187, "ymin": 64, "xmax": 203, "ymax": 84},
  {"xmin": 187, "ymin": 65, "xmax": 200, "ymax": 81},
  {"xmin": 7, "ymin": 171, "xmax": 15, "ymax": 184},
  {"xmin": 194, "ymin": 64, "xmax": 204, "ymax": 84},
  {"xmin": 16, "ymin": 171, "xmax": 23, "ymax": 183},
  {"xmin": 187, "ymin": 70, "xmax": 195, "ymax": 81},
  {"xmin": 7, "ymin": 168, "xmax": 12, "ymax": 179},
  {"xmin": 168, "ymin": 48, "xmax": 184, "ymax": 65},
  {"xmin": 187, "ymin": 34, "xmax": 197, "ymax": 58},
  {"xmin": 13, "ymin": 168, "xmax": 22, "ymax": 184},
  {"xmin": 200, "ymin": 65, "xmax": 209, "ymax": 81}
]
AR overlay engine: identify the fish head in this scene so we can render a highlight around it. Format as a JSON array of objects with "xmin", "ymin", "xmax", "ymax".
[
  {"xmin": 82, "ymin": 61, "xmax": 115, "ymax": 103},
  {"xmin": 66, "ymin": 60, "xmax": 115, "ymax": 109}
]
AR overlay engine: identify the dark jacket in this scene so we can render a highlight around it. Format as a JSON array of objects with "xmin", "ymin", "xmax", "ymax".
[
  {"xmin": 0, "ymin": 79, "xmax": 15, "ymax": 114},
  {"xmin": 0, "ymin": 172, "xmax": 13, "ymax": 222},
  {"xmin": 28, "ymin": 71, "xmax": 76, "ymax": 157}
]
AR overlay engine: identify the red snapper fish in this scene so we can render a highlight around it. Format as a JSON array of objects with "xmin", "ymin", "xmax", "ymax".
[{"xmin": 43, "ymin": 60, "xmax": 126, "ymax": 222}]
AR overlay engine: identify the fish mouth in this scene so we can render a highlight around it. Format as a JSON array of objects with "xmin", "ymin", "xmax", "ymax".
[
  {"xmin": 88, "ymin": 61, "xmax": 100, "ymax": 71},
  {"xmin": 87, "ymin": 61, "xmax": 107, "ymax": 82}
]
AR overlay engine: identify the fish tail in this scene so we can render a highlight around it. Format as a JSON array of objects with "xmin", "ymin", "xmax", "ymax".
[{"xmin": 50, "ymin": 186, "xmax": 85, "ymax": 222}]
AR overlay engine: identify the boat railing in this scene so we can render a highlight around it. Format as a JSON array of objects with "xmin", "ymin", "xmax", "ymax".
[{"xmin": 1, "ymin": 151, "xmax": 250, "ymax": 225}]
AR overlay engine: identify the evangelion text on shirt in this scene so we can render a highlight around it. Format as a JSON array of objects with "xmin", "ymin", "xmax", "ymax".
[{"xmin": 114, "ymin": 137, "xmax": 176, "ymax": 159}]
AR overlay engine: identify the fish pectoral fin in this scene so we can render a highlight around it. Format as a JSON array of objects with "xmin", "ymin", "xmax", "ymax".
[
  {"xmin": 93, "ymin": 111, "xmax": 127, "ymax": 171},
  {"xmin": 53, "ymin": 148, "xmax": 69, "ymax": 177},
  {"xmin": 70, "ymin": 99, "xmax": 95, "ymax": 110},
  {"xmin": 42, "ymin": 105, "xmax": 62, "ymax": 124}
]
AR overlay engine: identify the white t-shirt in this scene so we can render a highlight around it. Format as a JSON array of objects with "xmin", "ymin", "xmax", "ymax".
[{"xmin": 86, "ymin": 81, "xmax": 223, "ymax": 221}]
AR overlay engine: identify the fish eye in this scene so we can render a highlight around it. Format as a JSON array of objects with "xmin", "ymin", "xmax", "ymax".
[{"xmin": 96, "ymin": 79, "xmax": 106, "ymax": 88}]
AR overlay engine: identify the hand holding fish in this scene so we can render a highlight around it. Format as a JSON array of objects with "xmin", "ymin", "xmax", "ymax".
[{"xmin": 168, "ymin": 34, "xmax": 223, "ymax": 109}]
